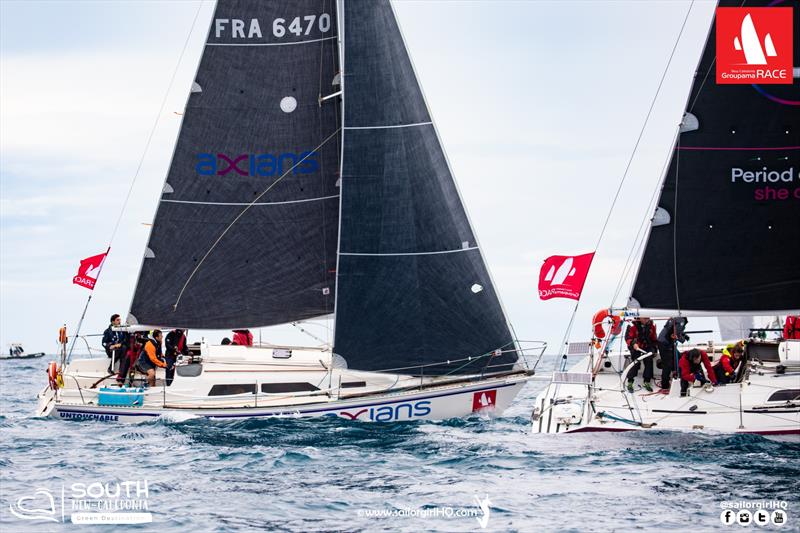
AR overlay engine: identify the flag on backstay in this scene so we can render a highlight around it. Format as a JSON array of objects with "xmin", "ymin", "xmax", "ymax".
[
  {"xmin": 72, "ymin": 251, "xmax": 108, "ymax": 290},
  {"xmin": 538, "ymin": 252, "xmax": 594, "ymax": 301}
]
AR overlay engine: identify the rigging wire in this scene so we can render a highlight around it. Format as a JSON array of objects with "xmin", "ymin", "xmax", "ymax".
[
  {"xmin": 66, "ymin": 1, "xmax": 205, "ymax": 361},
  {"xmin": 610, "ymin": 124, "xmax": 681, "ymax": 305},
  {"xmin": 553, "ymin": 0, "xmax": 696, "ymax": 356},
  {"xmin": 107, "ymin": 1, "xmax": 205, "ymax": 248},
  {"xmin": 173, "ymin": 128, "xmax": 343, "ymax": 310}
]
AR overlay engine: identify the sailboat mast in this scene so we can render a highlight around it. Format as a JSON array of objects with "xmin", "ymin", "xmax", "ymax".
[{"xmin": 331, "ymin": 0, "xmax": 346, "ymax": 344}]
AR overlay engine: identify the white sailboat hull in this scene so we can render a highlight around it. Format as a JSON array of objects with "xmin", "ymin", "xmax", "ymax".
[
  {"xmin": 37, "ymin": 342, "xmax": 530, "ymax": 423},
  {"xmin": 532, "ymin": 341, "xmax": 800, "ymax": 439}
]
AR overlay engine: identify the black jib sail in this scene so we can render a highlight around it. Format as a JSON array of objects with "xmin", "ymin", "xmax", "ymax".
[
  {"xmin": 631, "ymin": 0, "xmax": 800, "ymax": 313},
  {"xmin": 129, "ymin": 0, "xmax": 341, "ymax": 328},
  {"xmin": 332, "ymin": 0, "xmax": 518, "ymax": 375}
]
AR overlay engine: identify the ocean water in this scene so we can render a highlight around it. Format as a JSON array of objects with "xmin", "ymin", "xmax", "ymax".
[{"xmin": 1, "ymin": 356, "xmax": 798, "ymax": 532}]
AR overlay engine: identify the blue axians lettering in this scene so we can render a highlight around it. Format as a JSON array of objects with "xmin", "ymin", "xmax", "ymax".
[
  {"xmin": 337, "ymin": 400, "xmax": 432, "ymax": 422},
  {"xmin": 196, "ymin": 152, "xmax": 319, "ymax": 177}
]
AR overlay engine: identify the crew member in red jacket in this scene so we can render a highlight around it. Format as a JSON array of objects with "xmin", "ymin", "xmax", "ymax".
[
  {"xmin": 624, "ymin": 316, "xmax": 657, "ymax": 393},
  {"xmin": 232, "ymin": 329, "xmax": 253, "ymax": 346},
  {"xmin": 679, "ymin": 348, "xmax": 717, "ymax": 397},
  {"xmin": 713, "ymin": 341, "xmax": 744, "ymax": 384},
  {"xmin": 784, "ymin": 316, "xmax": 800, "ymax": 340}
]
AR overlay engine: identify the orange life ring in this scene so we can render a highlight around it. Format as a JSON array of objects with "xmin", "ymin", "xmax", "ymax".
[
  {"xmin": 58, "ymin": 326, "xmax": 67, "ymax": 345},
  {"xmin": 47, "ymin": 362, "xmax": 59, "ymax": 390},
  {"xmin": 592, "ymin": 309, "xmax": 622, "ymax": 339}
]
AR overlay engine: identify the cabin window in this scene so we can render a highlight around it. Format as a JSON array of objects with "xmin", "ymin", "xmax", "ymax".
[
  {"xmin": 767, "ymin": 389, "xmax": 800, "ymax": 402},
  {"xmin": 260, "ymin": 382, "xmax": 319, "ymax": 393},
  {"xmin": 208, "ymin": 384, "xmax": 256, "ymax": 396},
  {"xmin": 341, "ymin": 381, "xmax": 367, "ymax": 388}
]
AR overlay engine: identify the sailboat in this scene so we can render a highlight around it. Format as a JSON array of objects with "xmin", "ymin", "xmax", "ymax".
[
  {"xmin": 36, "ymin": 0, "xmax": 540, "ymax": 423},
  {"xmin": 532, "ymin": 0, "xmax": 799, "ymax": 437}
]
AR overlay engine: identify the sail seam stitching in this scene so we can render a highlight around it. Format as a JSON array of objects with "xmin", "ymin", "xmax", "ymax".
[
  {"xmin": 343, "ymin": 121, "xmax": 432, "ymax": 130},
  {"xmin": 206, "ymin": 36, "xmax": 338, "ymax": 47},
  {"xmin": 340, "ymin": 247, "xmax": 478, "ymax": 257},
  {"xmin": 161, "ymin": 195, "xmax": 339, "ymax": 206}
]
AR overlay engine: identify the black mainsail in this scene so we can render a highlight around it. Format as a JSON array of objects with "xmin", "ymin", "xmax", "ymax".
[
  {"xmin": 130, "ymin": 0, "xmax": 341, "ymax": 328},
  {"xmin": 630, "ymin": 0, "xmax": 800, "ymax": 313},
  {"xmin": 332, "ymin": 0, "xmax": 518, "ymax": 375}
]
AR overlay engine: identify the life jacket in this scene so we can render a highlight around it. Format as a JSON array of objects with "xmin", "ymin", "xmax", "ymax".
[
  {"xmin": 679, "ymin": 350, "xmax": 717, "ymax": 384},
  {"xmin": 784, "ymin": 316, "xmax": 800, "ymax": 340},
  {"xmin": 714, "ymin": 352, "xmax": 740, "ymax": 377},
  {"xmin": 625, "ymin": 321, "xmax": 657, "ymax": 352},
  {"xmin": 232, "ymin": 330, "xmax": 253, "ymax": 346},
  {"xmin": 140, "ymin": 338, "xmax": 166, "ymax": 368}
]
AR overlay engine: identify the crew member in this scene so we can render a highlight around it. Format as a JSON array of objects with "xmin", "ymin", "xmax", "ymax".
[
  {"xmin": 657, "ymin": 317, "xmax": 688, "ymax": 391},
  {"xmin": 136, "ymin": 330, "xmax": 166, "ymax": 387},
  {"xmin": 232, "ymin": 329, "xmax": 253, "ymax": 346},
  {"xmin": 164, "ymin": 329, "xmax": 189, "ymax": 386},
  {"xmin": 784, "ymin": 316, "xmax": 800, "ymax": 340},
  {"xmin": 678, "ymin": 348, "xmax": 717, "ymax": 397},
  {"xmin": 625, "ymin": 316, "xmax": 657, "ymax": 393},
  {"xmin": 102, "ymin": 314, "xmax": 129, "ymax": 375},
  {"xmin": 714, "ymin": 341, "xmax": 744, "ymax": 384}
]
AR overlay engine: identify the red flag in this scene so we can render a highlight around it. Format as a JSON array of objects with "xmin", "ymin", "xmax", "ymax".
[
  {"xmin": 538, "ymin": 252, "xmax": 594, "ymax": 301},
  {"xmin": 72, "ymin": 251, "xmax": 108, "ymax": 290}
]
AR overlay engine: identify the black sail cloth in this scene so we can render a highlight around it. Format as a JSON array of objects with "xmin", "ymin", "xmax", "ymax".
[
  {"xmin": 631, "ymin": 0, "xmax": 800, "ymax": 312},
  {"xmin": 129, "ymin": 0, "xmax": 341, "ymax": 328},
  {"xmin": 333, "ymin": 0, "xmax": 518, "ymax": 375}
]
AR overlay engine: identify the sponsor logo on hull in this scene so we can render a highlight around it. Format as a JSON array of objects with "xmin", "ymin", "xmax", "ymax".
[{"xmin": 335, "ymin": 400, "xmax": 432, "ymax": 422}]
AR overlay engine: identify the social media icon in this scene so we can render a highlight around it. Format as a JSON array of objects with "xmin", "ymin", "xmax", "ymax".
[
  {"xmin": 772, "ymin": 510, "xmax": 787, "ymax": 526},
  {"xmin": 738, "ymin": 510, "xmax": 752, "ymax": 525},
  {"xmin": 754, "ymin": 510, "xmax": 769, "ymax": 526},
  {"xmin": 721, "ymin": 510, "xmax": 737, "ymax": 525}
]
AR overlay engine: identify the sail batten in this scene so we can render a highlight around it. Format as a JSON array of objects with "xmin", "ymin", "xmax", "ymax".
[{"xmin": 630, "ymin": 0, "xmax": 800, "ymax": 314}]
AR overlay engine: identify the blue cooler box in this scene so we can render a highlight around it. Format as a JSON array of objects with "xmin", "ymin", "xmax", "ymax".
[{"xmin": 98, "ymin": 387, "xmax": 144, "ymax": 407}]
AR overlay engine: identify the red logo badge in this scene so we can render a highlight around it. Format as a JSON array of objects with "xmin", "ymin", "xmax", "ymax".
[
  {"xmin": 538, "ymin": 252, "xmax": 594, "ymax": 301},
  {"xmin": 472, "ymin": 390, "xmax": 497, "ymax": 412},
  {"xmin": 716, "ymin": 7, "xmax": 793, "ymax": 84}
]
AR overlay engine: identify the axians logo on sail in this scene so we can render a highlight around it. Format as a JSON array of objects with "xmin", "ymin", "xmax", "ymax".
[
  {"xmin": 716, "ymin": 7, "xmax": 793, "ymax": 84},
  {"xmin": 195, "ymin": 152, "xmax": 319, "ymax": 177}
]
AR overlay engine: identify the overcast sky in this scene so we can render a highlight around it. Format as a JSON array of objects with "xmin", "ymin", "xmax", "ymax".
[{"xmin": 1, "ymin": 0, "xmax": 726, "ymax": 357}]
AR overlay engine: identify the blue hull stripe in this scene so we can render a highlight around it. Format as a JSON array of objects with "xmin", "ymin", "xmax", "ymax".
[{"xmin": 55, "ymin": 381, "xmax": 519, "ymax": 420}]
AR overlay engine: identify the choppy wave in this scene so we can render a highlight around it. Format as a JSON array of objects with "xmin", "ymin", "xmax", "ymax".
[{"xmin": 1, "ymin": 357, "xmax": 798, "ymax": 532}]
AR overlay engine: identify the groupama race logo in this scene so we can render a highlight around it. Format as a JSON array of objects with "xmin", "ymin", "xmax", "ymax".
[
  {"xmin": 716, "ymin": 7, "xmax": 793, "ymax": 84},
  {"xmin": 196, "ymin": 151, "xmax": 318, "ymax": 177}
]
